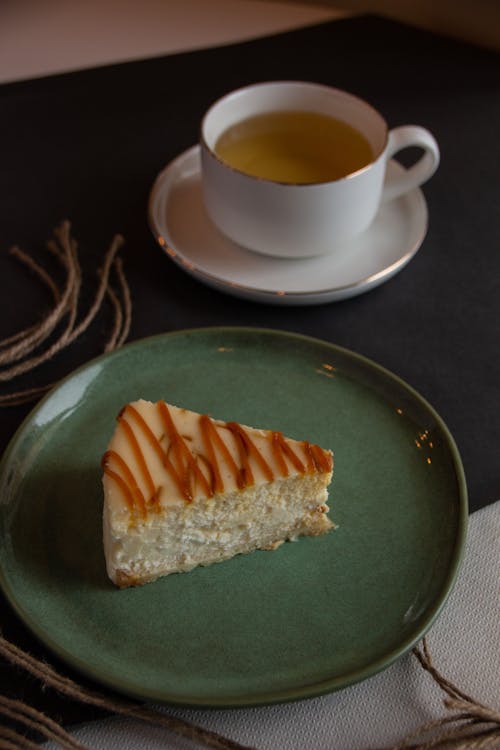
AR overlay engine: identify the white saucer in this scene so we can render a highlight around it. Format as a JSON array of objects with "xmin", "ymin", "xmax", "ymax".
[{"xmin": 148, "ymin": 145, "xmax": 428, "ymax": 305}]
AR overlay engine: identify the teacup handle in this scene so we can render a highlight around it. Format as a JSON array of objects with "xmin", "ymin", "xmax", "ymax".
[{"xmin": 382, "ymin": 125, "xmax": 440, "ymax": 202}]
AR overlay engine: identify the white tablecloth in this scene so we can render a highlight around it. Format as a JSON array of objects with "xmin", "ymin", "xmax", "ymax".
[{"xmin": 45, "ymin": 501, "xmax": 499, "ymax": 749}]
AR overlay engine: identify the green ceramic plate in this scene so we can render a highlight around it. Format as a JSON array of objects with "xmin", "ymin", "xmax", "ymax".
[{"xmin": 0, "ymin": 328, "xmax": 467, "ymax": 707}]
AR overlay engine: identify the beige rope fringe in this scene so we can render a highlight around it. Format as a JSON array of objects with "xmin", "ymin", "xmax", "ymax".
[
  {"xmin": 0, "ymin": 221, "xmax": 131, "ymax": 407},
  {"xmin": 383, "ymin": 640, "xmax": 500, "ymax": 750},
  {"xmin": 0, "ymin": 634, "xmax": 255, "ymax": 750},
  {"xmin": 0, "ymin": 632, "xmax": 498, "ymax": 750},
  {"xmin": 0, "ymin": 695, "xmax": 86, "ymax": 749}
]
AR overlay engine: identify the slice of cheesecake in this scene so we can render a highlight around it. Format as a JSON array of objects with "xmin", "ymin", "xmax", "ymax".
[{"xmin": 102, "ymin": 399, "xmax": 334, "ymax": 588}]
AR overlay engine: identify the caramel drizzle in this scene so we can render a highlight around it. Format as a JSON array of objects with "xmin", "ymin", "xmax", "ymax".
[
  {"xmin": 309, "ymin": 442, "xmax": 333, "ymax": 472},
  {"xmin": 226, "ymin": 422, "xmax": 274, "ymax": 486},
  {"xmin": 124, "ymin": 404, "xmax": 189, "ymax": 504},
  {"xmin": 102, "ymin": 401, "xmax": 332, "ymax": 517},
  {"xmin": 101, "ymin": 450, "xmax": 147, "ymax": 517},
  {"xmin": 157, "ymin": 401, "xmax": 214, "ymax": 501},
  {"xmin": 272, "ymin": 432, "xmax": 304, "ymax": 474},
  {"xmin": 118, "ymin": 414, "xmax": 156, "ymax": 501},
  {"xmin": 199, "ymin": 415, "xmax": 241, "ymax": 491}
]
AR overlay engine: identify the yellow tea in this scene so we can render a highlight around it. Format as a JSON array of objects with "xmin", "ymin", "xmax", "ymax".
[{"xmin": 214, "ymin": 110, "xmax": 374, "ymax": 184}]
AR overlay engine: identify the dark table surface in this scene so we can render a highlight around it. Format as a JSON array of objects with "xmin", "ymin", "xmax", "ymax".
[{"xmin": 0, "ymin": 13, "xmax": 499, "ymax": 735}]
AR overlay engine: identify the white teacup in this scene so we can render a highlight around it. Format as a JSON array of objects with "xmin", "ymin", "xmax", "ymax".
[{"xmin": 200, "ymin": 81, "xmax": 439, "ymax": 258}]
